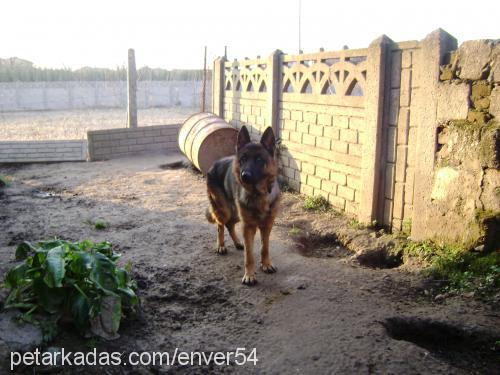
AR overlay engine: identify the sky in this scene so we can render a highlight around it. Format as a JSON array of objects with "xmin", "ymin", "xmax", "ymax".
[{"xmin": 1, "ymin": 0, "xmax": 499, "ymax": 70}]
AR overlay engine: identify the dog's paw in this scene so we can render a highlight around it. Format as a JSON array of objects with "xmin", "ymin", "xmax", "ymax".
[
  {"xmin": 234, "ymin": 243, "xmax": 244, "ymax": 251},
  {"xmin": 261, "ymin": 263, "xmax": 277, "ymax": 273},
  {"xmin": 241, "ymin": 273, "xmax": 257, "ymax": 286},
  {"xmin": 216, "ymin": 246, "xmax": 227, "ymax": 255}
]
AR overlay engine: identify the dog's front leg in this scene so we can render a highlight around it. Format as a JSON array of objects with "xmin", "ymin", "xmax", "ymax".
[
  {"xmin": 216, "ymin": 224, "xmax": 227, "ymax": 254},
  {"xmin": 242, "ymin": 224, "xmax": 257, "ymax": 285},
  {"xmin": 259, "ymin": 220, "xmax": 277, "ymax": 273}
]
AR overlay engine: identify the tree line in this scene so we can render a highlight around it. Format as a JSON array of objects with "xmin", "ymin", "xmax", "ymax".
[{"xmin": 0, "ymin": 58, "xmax": 211, "ymax": 82}]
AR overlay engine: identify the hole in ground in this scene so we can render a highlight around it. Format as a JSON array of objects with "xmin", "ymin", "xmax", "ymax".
[
  {"xmin": 382, "ymin": 317, "xmax": 500, "ymax": 373},
  {"xmin": 288, "ymin": 224, "xmax": 402, "ymax": 268},
  {"xmin": 356, "ymin": 248, "xmax": 403, "ymax": 269},
  {"xmin": 289, "ymin": 228, "xmax": 350, "ymax": 259}
]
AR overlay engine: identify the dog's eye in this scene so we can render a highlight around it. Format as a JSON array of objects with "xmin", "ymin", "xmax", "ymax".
[
  {"xmin": 256, "ymin": 157, "xmax": 264, "ymax": 164},
  {"xmin": 240, "ymin": 155, "xmax": 247, "ymax": 163}
]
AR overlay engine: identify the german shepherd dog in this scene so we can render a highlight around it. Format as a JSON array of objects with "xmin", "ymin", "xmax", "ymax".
[{"xmin": 206, "ymin": 126, "xmax": 280, "ymax": 285}]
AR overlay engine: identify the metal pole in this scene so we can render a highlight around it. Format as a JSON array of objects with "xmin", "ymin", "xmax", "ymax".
[{"xmin": 298, "ymin": 0, "xmax": 302, "ymax": 53}]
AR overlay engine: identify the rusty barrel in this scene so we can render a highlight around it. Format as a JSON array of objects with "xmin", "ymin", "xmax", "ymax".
[{"xmin": 178, "ymin": 112, "xmax": 238, "ymax": 174}]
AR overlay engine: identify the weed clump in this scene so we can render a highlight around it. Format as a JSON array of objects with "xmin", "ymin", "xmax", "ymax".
[
  {"xmin": 398, "ymin": 240, "xmax": 499, "ymax": 298},
  {"xmin": 288, "ymin": 226, "xmax": 302, "ymax": 236},
  {"xmin": 85, "ymin": 219, "xmax": 108, "ymax": 230},
  {"xmin": 303, "ymin": 195, "xmax": 331, "ymax": 213},
  {"xmin": 93, "ymin": 219, "xmax": 108, "ymax": 230}
]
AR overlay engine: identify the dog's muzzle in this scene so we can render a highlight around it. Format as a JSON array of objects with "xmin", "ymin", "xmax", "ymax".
[{"xmin": 240, "ymin": 170, "xmax": 253, "ymax": 184}]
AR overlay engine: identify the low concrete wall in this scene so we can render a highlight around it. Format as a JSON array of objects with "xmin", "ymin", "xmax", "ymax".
[
  {"xmin": 0, "ymin": 81, "xmax": 212, "ymax": 112},
  {"xmin": 0, "ymin": 140, "xmax": 87, "ymax": 163},
  {"xmin": 87, "ymin": 124, "xmax": 181, "ymax": 161}
]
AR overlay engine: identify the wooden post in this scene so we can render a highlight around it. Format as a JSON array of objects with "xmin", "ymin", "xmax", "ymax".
[
  {"xmin": 127, "ymin": 48, "xmax": 138, "ymax": 128},
  {"xmin": 201, "ymin": 46, "xmax": 207, "ymax": 112}
]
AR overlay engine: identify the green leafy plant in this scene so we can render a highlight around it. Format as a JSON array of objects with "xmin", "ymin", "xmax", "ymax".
[
  {"xmin": 303, "ymin": 195, "xmax": 331, "ymax": 212},
  {"xmin": 0, "ymin": 174, "xmax": 10, "ymax": 187},
  {"xmin": 2, "ymin": 239, "xmax": 139, "ymax": 340}
]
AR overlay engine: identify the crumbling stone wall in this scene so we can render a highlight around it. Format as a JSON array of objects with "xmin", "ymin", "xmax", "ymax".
[{"xmin": 427, "ymin": 40, "xmax": 500, "ymax": 249}]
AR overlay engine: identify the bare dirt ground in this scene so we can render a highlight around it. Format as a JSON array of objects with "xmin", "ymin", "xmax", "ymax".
[
  {"xmin": 0, "ymin": 155, "xmax": 499, "ymax": 374},
  {"xmin": 0, "ymin": 108, "xmax": 196, "ymax": 140}
]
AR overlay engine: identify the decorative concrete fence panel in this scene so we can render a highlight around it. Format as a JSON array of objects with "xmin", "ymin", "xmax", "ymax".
[{"xmin": 214, "ymin": 40, "xmax": 389, "ymax": 226}]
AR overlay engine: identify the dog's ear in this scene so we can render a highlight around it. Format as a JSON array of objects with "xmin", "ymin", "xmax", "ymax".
[
  {"xmin": 260, "ymin": 127, "xmax": 275, "ymax": 156},
  {"xmin": 236, "ymin": 125, "xmax": 251, "ymax": 151}
]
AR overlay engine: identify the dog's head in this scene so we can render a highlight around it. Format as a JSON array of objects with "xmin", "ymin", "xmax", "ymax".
[{"xmin": 233, "ymin": 126, "xmax": 277, "ymax": 194}]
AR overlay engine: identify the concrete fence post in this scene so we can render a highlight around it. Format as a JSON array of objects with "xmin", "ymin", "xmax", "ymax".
[
  {"xmin": 267, "ymin": 50, "xmax": 283, "ymax": 138},
  {"xmin": 212, "ymin": 56, "xmax": 226, "ymax": 117},
  {"xmin": 358, "ymin": 35, "xmax": 394, "ymax": 225},
  {"xmin": 127, "ymin": 48, "xmax": 138, "ymax": 128},
  {"xmin": 411, "ymin": 29, "xmax": 457, "ymax": 239}
]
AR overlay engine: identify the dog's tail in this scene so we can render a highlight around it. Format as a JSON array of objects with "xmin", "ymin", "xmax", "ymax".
[{"xmin": 205, "ymin": 207, "xmax": 216, "ymax": 223}]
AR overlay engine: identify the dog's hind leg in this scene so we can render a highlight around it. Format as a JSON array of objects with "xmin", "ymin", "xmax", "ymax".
[
  {"xmin": 207, "ymin": 188, "xmax": 231, "ymax": 255},
  {"xmin": 226, "ymin": 220, "xmax": 244, "ymax": 250}
]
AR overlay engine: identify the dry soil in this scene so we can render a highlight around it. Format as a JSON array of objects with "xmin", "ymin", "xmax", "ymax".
[{"xmin": 0, "ymin": 155, "xmax": 499, "ymax": 374}]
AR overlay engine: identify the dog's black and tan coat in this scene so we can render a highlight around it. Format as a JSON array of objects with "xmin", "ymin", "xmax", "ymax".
[{"xmin": 206, "ymin": 126, "xmax": 280, "ymax": 285}]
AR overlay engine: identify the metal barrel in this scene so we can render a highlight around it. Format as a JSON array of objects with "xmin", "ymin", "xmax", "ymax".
[{"xmin": 178, "ymin": 112, "xmax": 238, "ymax": 174}]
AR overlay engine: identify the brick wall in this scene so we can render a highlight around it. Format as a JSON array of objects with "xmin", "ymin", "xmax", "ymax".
[
  {"xmin": 87, "ymin": 124, "xmax": 181, "ymax": 161},
  {"xmin": 279, "ymin": 102, "xmax": 364, "ymax": 215},
  {"xmin": 0, "ymin": 140, "xmax": 87, "ymax": 163},
  {"xmin": 225, "ymin": 96, "xmax": 268, "ymax": 139}
]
